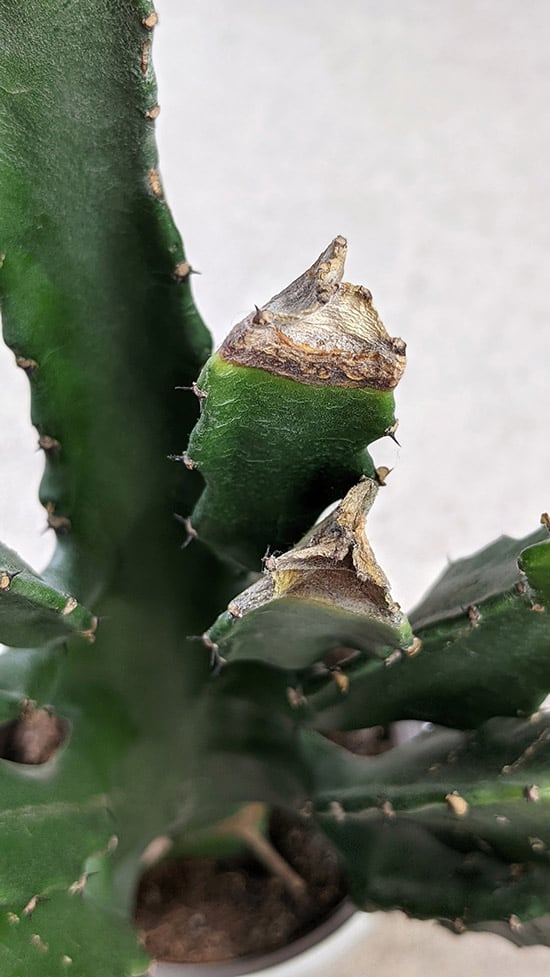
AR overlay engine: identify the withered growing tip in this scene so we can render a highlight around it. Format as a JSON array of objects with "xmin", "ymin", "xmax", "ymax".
[
  {"xmin": 219, "ymin": 236, "xmax": 406, "ymax": 389},
  {"xmin": 228, "ymin": 479, "xmax": 401, "ymax": 620}
]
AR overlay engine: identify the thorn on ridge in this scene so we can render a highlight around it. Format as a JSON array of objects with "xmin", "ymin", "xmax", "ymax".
[
  {"xmin": 15, "ymin": 355, "xmax": 38, "ymax": 375},
  {"xmin": 30, "ymin": 933, "xmax": 48, "ymax": 953},
  {"xmin": 287, "ymin": 686, "xmax": 307, "ymax": 709},
  {"xmin": 252, "ymin": 305, "xmax": 271, "ymax": 326},
  {"xmin": 330, "ymin": 669, "xmax": 349, "ymax": 695},
  {"xmin": 467, "ymin": 605, "xmax": 481, "ymax": 627},
  {"xmin": 174, "ymin": 381, "xmax": 207, "ymax": 405},
  {"xmin": 384, "ymin": 419, "xmax": 400, "ymax": 446},
  {"xmin": 375, "ymin": 466, "xmax": 392, "ymax": 486},
  {"xmin": 45, "ymin": 502, "xmax": 71, "ymax": 536},
  {"xmin": 445, "ymin": 791, "xmax": 469, "ymax": 818},
  {"xmin": 404, "ymin": 636, "xmax": 422, "ymax": 657},
  {"xmin": 141, "ymin": 38, "xmax": 151, "ymax": 75},
  {"xmin": 541, "ymin": 513, "xmax": 550, "ymax": 533},
  {"xmin": 189, "ymin": 631, "xmax": 226, "ymax": 673},
  {"xmin": 173, "ymin": 261, "xmax": 200, "ymax": 283},
  {"xmin": 38, "ymin": 435, "xmax": 61, "ymax": 454},
  {"xmin": 148, "ymin": 168, "xmax": 163, "ymax": 199},
  {"xmin": 329, "ymin": 800, "xmax": 346, "ymax": 823},
  {"xmin": 142, "ymin": 11, "xmax": 158, "ymax": 29},
  {"xmin": 68, "ymin": 872, "xmax": 88, "ymax": 896},
  {"xmin": 0, "ymin": 569, "xmax": 22, "ymax": 592},
  {"xmin": 167, "ymin": 452, "xmax": 196, "ymax": 469},
  {"xmin": 174, "ymin": 513, "xmax": 197, "ymax": 548},
  {"xmin": 23, "ymin": 895, "xmax": 40, "ymax": 917}
]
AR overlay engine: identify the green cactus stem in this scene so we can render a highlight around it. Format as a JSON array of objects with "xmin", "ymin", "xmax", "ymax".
[
  {"xmin": 520, "ymin": 515, "xmax": 550, "ymax": 602},
  {"xmin": 301, "ymin": 526, "xmax": 550, "ymax": 732},
  {"xmin": 207, "ymin": 478, "xmax": 414, "ymax": 670},
  {"xmin": 0, "ymin": 542, "xmax": 97, "ymax": 647},
  {"xmin": 185, "ymin": 236, "xmax": 406, "ymax": 568},
  {"xmin": 0, "ymin": 1, "xmax": 236, "ymax": 972},
  {"xmin": 0, "ymin": 0, "xmax": 212, "ymax": 604},
  {"xmin": 305, "ymin": 712, "xmax": 550, "ymax": 935}
]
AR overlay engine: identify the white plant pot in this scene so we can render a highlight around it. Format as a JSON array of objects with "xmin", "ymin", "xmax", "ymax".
[{"xmin": 152, "ymin": 902, "xmax": 379, "ymax": 977}]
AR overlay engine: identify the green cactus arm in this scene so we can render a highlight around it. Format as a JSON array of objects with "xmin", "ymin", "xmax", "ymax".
[
  {"xmin": 185, "ymin": 236, "xmax": 406, "ymax": 568},
  {"xmin": 302, "ymin": 527, "xmax": 550, "ymax": 731},
  {"xmin": 0, "ymin": 893, "xmax": 148, "ymax": 977},
  {"xmin": 207, "ymin": 479, "xmax": 414, "ymax": 670},
  {"xmin": 0, "ymin": 2, "xmax": 241, "ymax": 974},
  {"xmin": 0, "ymin": 691, "xmax": 148, "ymax": 975},
  {"xmin": 0, "ymin": 541, "xmax": 97, "ymax": 647},
  {"xmin": 0, "ymin": 0, "xmax": 212, "ymax": 603},
  {"xmin": 409, "ymin": 526, "xmax": 548, "ymax": 630},
  {"xmin": 520, "ymin": 532, "xmax": 550, "ymax": 603},
  {"xmin": 303, "ymin": 713, "xmax": 550, "ymax": 936}
]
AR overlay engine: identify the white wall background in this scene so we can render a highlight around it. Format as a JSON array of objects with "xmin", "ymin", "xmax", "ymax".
[{"xmin": 1, "ymin": 3, "xmax": 550, "ymax": 973}]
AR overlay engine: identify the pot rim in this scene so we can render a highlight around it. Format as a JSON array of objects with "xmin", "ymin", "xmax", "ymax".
[{"xmin": 151, "ymin": 899, "xmax": 375, "ymax": 977}]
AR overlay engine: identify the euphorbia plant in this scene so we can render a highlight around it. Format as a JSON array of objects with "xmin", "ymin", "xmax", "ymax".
[{"xmin": 1, "ymin": 3, "xmax": 550, "ymax": 975}]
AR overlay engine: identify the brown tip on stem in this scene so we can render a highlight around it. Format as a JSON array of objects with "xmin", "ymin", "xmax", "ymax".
[
  {"xmin": 38, "ymin": 435, "xmax": 61, "ymax": 454},
  {"xmin": 375, "ymin": 466, "xmax": 392, "ymax": 486},
  {"xmin": 45, "ymin": 502, "xmax": 71, "ymax": 536},
  {"xmin": 467, "ymin": 605, "xmax": 481, "ymax": 627},
  {"xmin": 0, "ymin": 569, "xmax": 22, "ymax": 592},
  {"xmin": 331, "ymin": 669, "xmax": 350, "ymax": 694},
  {"xmin": 61, "ymin": 596, "xmax": 78, "ymax": 616},
  {"xmin": 540, "ymin": 512, "xmax": 550, "ymax": 532},
  {"xmin": 445, "ymin": 791, "xmax": 469, "ymax": 818},
  {"xmin": 173, "ymin": 261, "xmax": 192, "ymax": 282},
  {"xmin": 218, "ymin": 237, "xmax": 406, "ymax": 390},
  {"xmin": 404, "ymin": 636, "xmax": 422, "ymax": 657},
  {"xmin": 79, "ymin": 617, "xmax": 98, "ymax": 644},
  {"xmin": 15, "ymin": 355, "xmax": 38, "ymax": 374},
  {"xmin": 148, "ymin": 168, "xmax": 163, "ymax": 199},
  {"xmin": 140, "ymin": 38, "xmax": 151, "ymax": 74},
  {"xmin": 227, "ymin": 479, "xmax": 406, "ymax": 627},
  {"xmin": 142, "ymin": 10, "xmax": 158, "ymax": 29},
  {"xmin": 287, "ymin": 686, "xmax": 307, "ymax": 708}
]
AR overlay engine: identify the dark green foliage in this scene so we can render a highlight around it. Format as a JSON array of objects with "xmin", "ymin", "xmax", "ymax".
[
  {"xmin": 308, "ymin": 713, "xmax": 550, "ymax": 934},
  {"xmin": 0, "ymin": 543, "xmax": 96, "ymax": 647}
]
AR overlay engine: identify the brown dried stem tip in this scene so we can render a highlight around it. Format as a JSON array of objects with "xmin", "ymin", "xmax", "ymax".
[{"xmin": 219, "ymin": 236, "xmax": 406, "ymax": 389}]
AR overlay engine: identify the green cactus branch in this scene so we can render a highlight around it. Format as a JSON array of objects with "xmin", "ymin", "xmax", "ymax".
[
  {"xmin": 304, "ymin": 713, "xmax": 550, "ymax": 935},
  {"xmin": 207, "ymin": 478, "xmax": 414, "ymax": 670},
  {"xmin": 0, "ymin": 541, "xmax": 97, "ymax": 647},
  {"xmin": 0, "ymin": 0, "xmax": 211, "ymax": 603},
  {"xmin": 185, "ymin": 236, "xmax": 405, "ymax": 568},
  {"xmin": 301, "ymin": 527, "xmax": 550, "ymax": 731}
]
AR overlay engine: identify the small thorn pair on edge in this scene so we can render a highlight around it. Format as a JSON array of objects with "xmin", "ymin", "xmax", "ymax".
[
  {"xmin": 173, "ymin": 513, "xmax": 197, "ymax": 549},
  {"xmin": 187, "ymin": 632, "xmax": 226, "ymax": 675}
]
